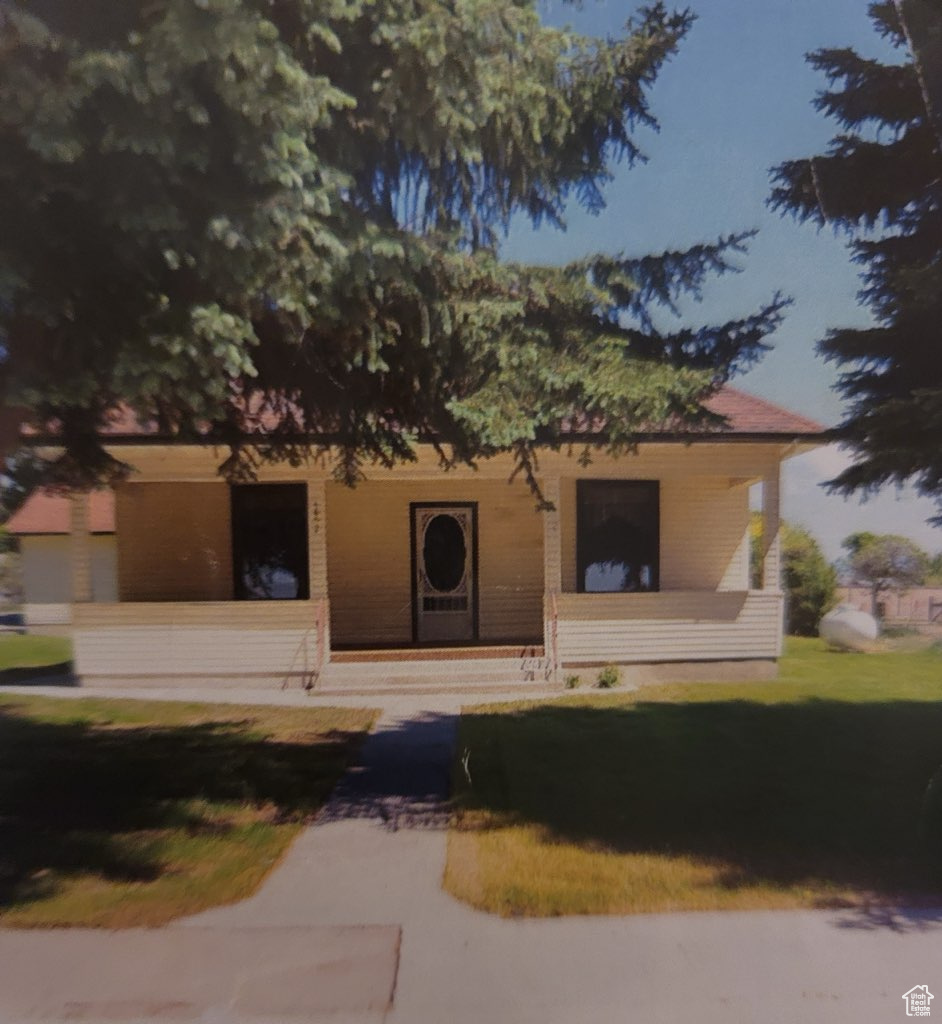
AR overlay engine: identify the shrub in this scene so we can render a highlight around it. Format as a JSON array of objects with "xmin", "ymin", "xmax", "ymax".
[
  {"xmin": 752, "ymin": 513, "xmax": 836, "ymax": 635},
  {"xmin": 783, "ymin": 525, "xmax": 838, "ymax": 636},
  {"xmin": 596, "ymin": 665, "xmax": 620, "ymax": 689},
  {"xmin": 564, "ymin": 674, "xmax": 581, "ymax": 690}
]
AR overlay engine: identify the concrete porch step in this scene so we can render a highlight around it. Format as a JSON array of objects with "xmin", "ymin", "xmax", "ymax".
[
  {"xmin": 315, "ymin": 658, "xmax": 557, "ymax": 695},
  {"xmin": 311, "ymin": 679, "xmax": 562, "ymax": 696}
]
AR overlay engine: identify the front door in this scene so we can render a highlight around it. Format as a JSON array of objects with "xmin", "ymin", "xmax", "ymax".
[{"xmin": 411, "ymin": 503, "xmax": 477, "ymax": 643}]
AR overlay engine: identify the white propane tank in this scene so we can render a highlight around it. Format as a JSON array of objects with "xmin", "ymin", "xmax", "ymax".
[{"xmin": 819, "ymin": 604, "xmax": 880, "ymax": 652}]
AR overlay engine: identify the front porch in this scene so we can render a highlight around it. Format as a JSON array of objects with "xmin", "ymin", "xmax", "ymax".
[
  {"xmin": 63, "ymin": 442, "xmax": 787, "ymax": 690},
  {"xmin": 71, "ymin": 595, "xmax": 549, "ymax": 691}
]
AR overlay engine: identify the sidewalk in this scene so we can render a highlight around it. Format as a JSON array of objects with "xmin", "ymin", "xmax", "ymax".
[
  {"xmin": 2, "ymin": 688, "xmax": 942, "ymax": 1022},
  {"xmin": 0, "ymin": 925, "xmax": 399, "ymax": 1022}
]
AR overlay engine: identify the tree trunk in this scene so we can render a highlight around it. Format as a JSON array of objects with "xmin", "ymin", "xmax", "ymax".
[{"xmin": 894, "ymin": 0, "xmax": 942, "ymax": 148}]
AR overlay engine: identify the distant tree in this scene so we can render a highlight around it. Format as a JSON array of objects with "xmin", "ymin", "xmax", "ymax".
[
  {"xmin": 842, "ymin": 532, "xmax": 929, "ymax": 617},
  {"xmin": 0, "ymin": 526, "xmax": 15, "ymax": 556},
  {"xmin": 0, "ymin": 451, "xmax": 46, "ymax": 557},
  {"xmin": 0, "ymin": 451, "xmax": 47, "ymax": 523},
  {"xmin": 841, "ymin": 531, "xmax": 879, "ymax": 557},
  {"xmin": 0, "ymin": 551, "xmax": 22, "ymax": 606},
  {"xmin": 750, "ymin": 512, "xmax": 837, "ymax": 635},
  {"xmin": 770, "ymin": 2, "xmax": 942, "ymax": 522},
  {"xmin": 923, "ymin": 551, "xmax": 942, "ymax": 586}
]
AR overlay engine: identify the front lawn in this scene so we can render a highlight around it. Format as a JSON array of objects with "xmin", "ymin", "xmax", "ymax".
[
  {"xmin": 0, "ymin": 634, "xmax": 72, "ymax": 672},
  {"xmin": 0, "ymin": 694, "xmax": 377, "ymax": 927},
  {"xmin": 446, "ymin": 638, "xmax": 942, "ymax": 916}
]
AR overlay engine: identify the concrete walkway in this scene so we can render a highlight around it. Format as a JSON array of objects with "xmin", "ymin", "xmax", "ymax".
[{"xmin": 2, "ymin": 685, "xmax": 942, "ymax": 1022}]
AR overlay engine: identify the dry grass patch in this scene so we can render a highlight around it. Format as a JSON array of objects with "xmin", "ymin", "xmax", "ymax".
[
  {"xmin": 446, "ymin": 639, "xmax": 942, "ymax": 917},
  {"xmin": 0, "ymin": 694, "xmax": 377, "ymax": 927}
]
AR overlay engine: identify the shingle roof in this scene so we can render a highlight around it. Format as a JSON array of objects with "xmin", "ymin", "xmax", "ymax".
[
  {"xmin": 6, "ymin": 387, "xmax": 821, "ymax": 535},
  {"xmin": 5, "ymin": 490, "xmax": 115, "ymax": 535},
  {"xmin": 700, "ymin": 387, "xmax": 824, "ymax": 435},
  {"xmin": 20, "ymin": 385, "xmax": 825, "ymax": 443},
  {"xmin": 559, "ymin": 386, "xmax": 824, "ymax": 438}
]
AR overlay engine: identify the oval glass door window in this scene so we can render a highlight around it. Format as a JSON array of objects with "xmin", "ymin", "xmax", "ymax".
[{"xmin": 423, "ymin": 514, "xmax": 466, "ymax": 592}]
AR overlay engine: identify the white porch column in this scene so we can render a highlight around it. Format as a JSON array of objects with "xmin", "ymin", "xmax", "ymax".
[
  {"xmin": 69, "ymin": 491, "xmax": 93, "ymax": 603},
  {"xmin": 542, "ymin": 477, "xmax": 562, "ymax": 594},
  {"xmin": 542, "ymin": 477, "xmax": 562, "ymax": 671},
  {"xmin": 307, "ymin": 479, "xmax": 331, "ymax": 664},
  {"xmin": 761, "ymin": 464, "xmax": 782, "ymax": 592}
]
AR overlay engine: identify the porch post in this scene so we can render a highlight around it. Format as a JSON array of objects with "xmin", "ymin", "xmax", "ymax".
[
  {"xmin": 761, "ymin": 465, "xmax": 782, "ymax": 592},
  {"xmin": 307, "ymin": 479, "xmax": 331, "ymax": 664},
  {"xmin": 70, "ymin": 491, "xmax": 93, "ymax": 603},
  {"xmin": 542, "ymin": 477, "xmax": 562, "ymax": 674}
]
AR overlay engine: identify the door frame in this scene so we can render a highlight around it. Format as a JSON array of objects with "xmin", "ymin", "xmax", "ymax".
[{"xmin": 409, "ymin": 501, "xmax": 479, "ymax": 645}]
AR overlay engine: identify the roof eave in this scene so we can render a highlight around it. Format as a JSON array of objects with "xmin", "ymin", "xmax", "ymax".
[{"xmin": 24, "ymin": 429, "xmax": 829, "ymax": 448}]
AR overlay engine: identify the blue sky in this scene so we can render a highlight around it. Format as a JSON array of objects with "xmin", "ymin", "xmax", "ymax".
[{"xmin": 503, "ymin": 0, "xmax": 941, "ymax": 561}]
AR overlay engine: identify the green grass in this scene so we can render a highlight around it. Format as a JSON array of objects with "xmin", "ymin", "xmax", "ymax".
[
  {"xmin": 0, "ymin": 693, "xmax": 377, "ymax": 927},
  {"xmin": 446, "ymin": 638, "xmax": 942, "ymax": 916},
  {"xmin": 0, "ymin": 634, "xmax": 72, "ymax": 671}
]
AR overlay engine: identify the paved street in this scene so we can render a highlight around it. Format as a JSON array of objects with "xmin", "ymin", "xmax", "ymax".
[{"xmin": 2, "ymin": 686, "xmax": 942, "ymax": 1022}]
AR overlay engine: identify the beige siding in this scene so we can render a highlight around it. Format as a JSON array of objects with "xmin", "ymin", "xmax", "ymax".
[
  {"xmin": 72, "ymin": 601, "xmax": 323, "ymax": 679},
  {"xmin": 326, "ymin": 479, "xmax": 543, "ymax": 645},
  {"xmin": 73, "ymin": 602, "xmax": 317, "ymax": 629},
  {"xmin": 553, "ymin": 591, "xmax": 783, "ymax": 663},
  {"xmin": 660, "ymin": 478, "xmax": 750, "ymax": 590},
  {"xmin": 108, "ymin": 441, "xmax": 788, "ymax": 484},
  {"xmin": 116, "ymin": 483, "xmax": 233, "ymax": 601}
]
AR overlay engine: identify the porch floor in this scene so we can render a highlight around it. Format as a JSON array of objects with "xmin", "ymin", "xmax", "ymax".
[{"xmin": 330, "ymin": 645, "xmax": 543, "ymax": 664}]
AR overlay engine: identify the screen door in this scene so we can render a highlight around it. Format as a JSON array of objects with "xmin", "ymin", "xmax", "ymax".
[{"xmin": 411, "ymin": 504, "xmax": 477, "ymax": 643}]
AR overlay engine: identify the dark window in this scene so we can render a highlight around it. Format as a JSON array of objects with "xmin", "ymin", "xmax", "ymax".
[
  {"xmin": 576, "ymin": 481, "xmax": 659, "ymax": 593},
  {"xmin": 423, "ymin": 514, "xmax": 467, "ymax": 593},
  {"xmin": 231, "ymin": 484, "xmax": 309, "ymax": 600}
]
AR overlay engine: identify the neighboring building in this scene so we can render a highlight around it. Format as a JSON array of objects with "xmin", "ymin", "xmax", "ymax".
[
  {"xmin": 21, "ymin": 387, "xmax": 822, "ymax": 689},
  {"xmin": 837, "ymin": 586, "xmax": 942, "ymax": 626},
  {"xmin": 5, "ymin": 490, "xmax": 117, "ymax": 627}
]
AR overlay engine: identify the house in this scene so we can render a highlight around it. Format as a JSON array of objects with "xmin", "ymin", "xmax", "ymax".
[
  {"xmin": 24, "ymin": 387, "xmax": 822, "ymax": 689},
  {"xmin": 5, "ymin": 489, "xmax": 117, "ymax": 629}
]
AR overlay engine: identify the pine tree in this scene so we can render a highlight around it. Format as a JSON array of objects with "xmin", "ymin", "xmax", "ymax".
[
  {"xmin": 1, "ymin": 1, "xmax": 786, "ymax": 488},
  {"xmin": 770, "ymin": 2, "xmax": 942, "ymax": 520}
]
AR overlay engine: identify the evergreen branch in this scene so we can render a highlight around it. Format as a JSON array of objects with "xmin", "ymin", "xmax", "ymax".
[{"xmin": 809, "ymin": 48, "xmax": 922, "ymax": 130}]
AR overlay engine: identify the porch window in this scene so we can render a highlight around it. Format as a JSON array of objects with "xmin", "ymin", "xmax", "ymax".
[
  {"xmin": 231, "ymin": 484, "xmax": 309, "ymax": 600},
  {"xmin": 576, "ymin": 481, "xmax": 659, "ymax": 593}
]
